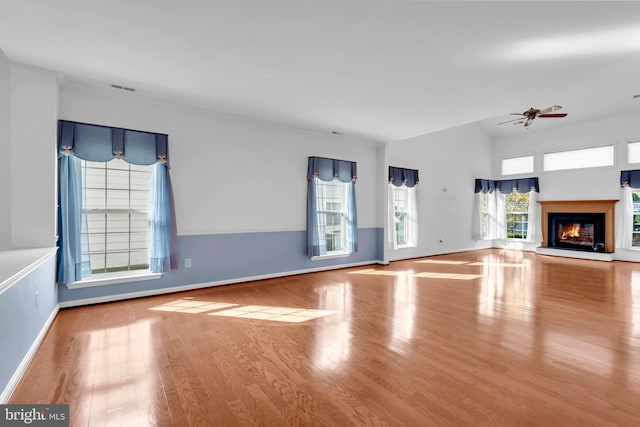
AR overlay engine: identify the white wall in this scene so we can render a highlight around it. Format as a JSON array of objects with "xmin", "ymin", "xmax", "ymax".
[
  {"xmin": 59, "ymin": 82, "xmax": 381, "ymax": 236},
  {"xmin": 386, "ymin": 122, "xmax": 494, "ymax": 260},
  {"xmin": 0, "ymin": 50, "xmax": 10, "ymax": 250},
  {"xmin": 10, "ymin": 64, "xmax": 59, "ymax": 249}
]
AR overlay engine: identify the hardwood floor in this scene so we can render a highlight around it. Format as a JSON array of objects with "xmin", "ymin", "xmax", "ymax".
[{"xmin": 10, "ymin": 249, "xmax": 640, "ymax": 426}]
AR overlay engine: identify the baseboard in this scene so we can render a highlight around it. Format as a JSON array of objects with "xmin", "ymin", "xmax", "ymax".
[
  {"xmin": 0, "ymin": 304, "xmax": 59, "ymax": 404},
  {"xmin": 59, "ymin": 260, "xmax": 386, "ymax": 308}
]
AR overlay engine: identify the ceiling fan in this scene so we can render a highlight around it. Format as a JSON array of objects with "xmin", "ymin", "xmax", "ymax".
[{"xmin": 498, "ymin": 105, "xmax": 568, "ymax": 128}]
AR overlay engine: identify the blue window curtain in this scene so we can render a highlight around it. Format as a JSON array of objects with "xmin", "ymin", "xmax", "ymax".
[
  {"xmin": 307, "ymin": 156, "xmax": 358, "ymax": 257},
  {"xmin": 57, "ymin": 120, "xmax": 176, "ymax": 283},
  {"xmin": 389, "ymin": 166, "xmax": 419, "ymax": 188},
  {"xmin": 57, "ymin": 154, "xmax": 91, "ymax": 283}
]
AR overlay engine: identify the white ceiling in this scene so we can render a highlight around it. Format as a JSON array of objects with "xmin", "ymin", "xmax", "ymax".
[{"xmin": 1, "ymin": 1, "xmax": 640, "ymax": 143}]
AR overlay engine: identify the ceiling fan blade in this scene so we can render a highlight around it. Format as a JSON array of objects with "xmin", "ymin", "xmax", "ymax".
[
  {"xmin": 538, "ymin": 113, "xmax": 568, "ymax": 118},
  {"xmin": 498, "ymin": 117, "xmax": 526, "ymax": 125},
  {"xmin": 539, "ymin": 105, "xmax": 562, "ymax": 114},
  {"xmin": 510, "ymin": 113, "xmax": 526, "ymax": 116}
]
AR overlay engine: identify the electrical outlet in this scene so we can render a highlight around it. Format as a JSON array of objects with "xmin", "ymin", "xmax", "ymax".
[{"xmin": 184, "ymin": 258, "xmax": 192, "ymax": 268}]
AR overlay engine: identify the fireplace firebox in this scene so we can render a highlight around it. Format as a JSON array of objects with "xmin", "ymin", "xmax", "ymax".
[{"xmin": 547, "ymin": 212, "xmax": 606, "ymax": 252}]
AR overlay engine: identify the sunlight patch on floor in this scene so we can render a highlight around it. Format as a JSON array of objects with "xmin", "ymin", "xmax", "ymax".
[
  {"xmin": 210, "ymin": 305, "xmax": 336, "ymax": 323},
  {"xmin": 149, "ymin": 298, "xmax": 336, "ymax": 323},
  {"xmin": 413, "ymin": 272, "xmax": 483, "ymax": 280}
]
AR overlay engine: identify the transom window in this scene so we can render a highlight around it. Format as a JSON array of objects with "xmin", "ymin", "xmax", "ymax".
[
  {"xmin": 81, "ymin": 158, "xmax": 152, "ymax": 274},
  {"xmin": 543, "ymin": 145, "xmax": 614, "ymax": 171},
  {"xmin": 502, "ymin": 155, "xmax": 534, "ymax": 176}
]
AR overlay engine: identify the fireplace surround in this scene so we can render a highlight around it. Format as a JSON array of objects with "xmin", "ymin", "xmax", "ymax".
[{"xmin": 538, "ymin": 200, "xmax": 617, "ymax": 253}]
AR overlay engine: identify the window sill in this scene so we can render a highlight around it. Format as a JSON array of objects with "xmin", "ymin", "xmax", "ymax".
[
  {"xmin": 66, "ymin": 270, "xmax": 162, "ymax": 289},
  {"xmin": 311, "ymin": 252, "xmax": 351, "ymax": 261}
]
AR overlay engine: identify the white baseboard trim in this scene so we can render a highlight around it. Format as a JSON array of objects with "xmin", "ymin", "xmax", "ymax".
[
  {"xmin": 0, "ymin": 304, "xmax": 60, "ymax": 404},
  {"xmin": 59, "ymin": 260, "xmax": 386, "ymax": 308}
]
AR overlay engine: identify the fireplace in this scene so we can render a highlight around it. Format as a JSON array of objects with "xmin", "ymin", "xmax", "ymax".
[
  {"xmin": 538, "ymin": 200, "xmax": 617, "ymax": 254},
  {"xmin": 548, "ymin": 213, "xmax": 605, "ymax": 252}
]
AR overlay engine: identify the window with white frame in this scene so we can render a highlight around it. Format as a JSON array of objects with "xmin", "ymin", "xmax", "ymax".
[
  {"xmin": 392, "ymin": 186, "xmax": 408, "ymax": 246},
  {"xmin": 81, "ymin": 158, "xmax": 152, "ymax": 274},
  {"xmin": 632, "ymin": 190, "xmax": 640, "ymax": 247},
  {"xmin": 544, "ymin": 145, "xmax": 614, "ymax": 171},
  {"xmin": 502, "ymin": 155, "xmax": 534, "ymax": 176},
  {"xmin": 315, "ymin": 179, "xmax": 348, "ymax": 254},
  {"xmin": 505, "ymin": 192, "xmax": 529, "ymax": 239}
]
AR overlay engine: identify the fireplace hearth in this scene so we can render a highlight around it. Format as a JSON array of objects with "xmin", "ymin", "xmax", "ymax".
[{"xmin": 548, "ymin": 213, "xmax": 605, "ymax": 252}]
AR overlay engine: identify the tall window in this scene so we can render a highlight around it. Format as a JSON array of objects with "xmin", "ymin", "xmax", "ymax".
[
  {"xmin": 392, "ymin": 186, "xmax": 408, "ymax": 246},
  {"xmin": 505, "ymin": 192, "xmax": 529, "ymax": 239},
  {"xmin": 388, "ymin": 166, "xmax": 419, "ymax": 249},
  {"xmin": 315, "ymin": 179, "xmax": 347, "ymax": 254},
  {"xmin": 57, "ymin": 120, "xmax": 175, "ymax": 285},
  {"xmin": 307, "ymin": 156, "xmax": 358, "ymax": 258},
  {"xmin": 632, "ymin": 190, "xmax": 640, "ymax": 247},
  {"xmin": 82, "ymin": 159, "xmax": 152, "ymax": 274}
]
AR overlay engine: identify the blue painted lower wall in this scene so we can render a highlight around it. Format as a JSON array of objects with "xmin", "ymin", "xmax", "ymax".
[
  {"xmin": 58, "ymin": 227, "xmax": 384, "ymax": 304},
  {"xmin": 0, "ymin": 255, "xmax": 57, "ymax": 400}
]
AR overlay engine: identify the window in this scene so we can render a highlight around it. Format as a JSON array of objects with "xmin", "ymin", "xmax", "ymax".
[
  {"xmin": 505, "ymin": 192, "xmax": 529, "ymax": 239},
  {"xmin": 57, "ymin": 120, "xmax": 175, "ymax": 285},
  {"xmin": 82, "ymin": 159, "xmax": 152, "ymax": 274},
  {"xmin": 628, "ymin": 141, "xmax": 640, "ymax": 164},
  {"xmin": 502, "ymin": 155, "xmax": 534, "ymax": 176},
  {"xmin": 543, "ymin": 145, "xmax": 614, "ymax": 171},
  {"xmin": 307, "ymin": 156, "xmax": 357, "ymax": 258},
  {"xmin": 632, "ymin": 190, "xmax": 640, "ymax": 247},
  {"xmin": 392, "ymin": 186, "xmax": 408, "ymax": 246},
  {"xmin": 315, "ymin": 179, "xmax": 348, "ymax": 254}
]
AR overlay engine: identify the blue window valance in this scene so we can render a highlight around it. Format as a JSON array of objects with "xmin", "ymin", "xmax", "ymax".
[
  {"xmin": 307, "ymin": 156, "xmax": 357, "ymax": 183},
  {"xmin": 389, "ymin": 166, "xmax": 419, "ymax": 187},
  {"xmin": 475, "ymin": 177, "xmax": 539, "ymax": 193},
  {"xmin": 58, "ymin": 120, "xmax": 169, "ymax": 166},
  {"xmin": 620, "ymin": 170, "xmax": 640, "ymax": 187}
]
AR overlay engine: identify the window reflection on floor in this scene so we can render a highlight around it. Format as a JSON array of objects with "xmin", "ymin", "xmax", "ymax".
[{"xmin": 312, "ymin": 282, "xmax": 353, "ymax": 371}]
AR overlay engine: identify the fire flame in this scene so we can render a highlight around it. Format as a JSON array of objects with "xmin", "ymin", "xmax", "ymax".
[{"xmin": 560, "ymin": 224, "xmax": 581, "ymax": 239}]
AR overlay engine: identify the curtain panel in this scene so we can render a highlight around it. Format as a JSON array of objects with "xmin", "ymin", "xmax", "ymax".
[
  {"xmin": 307, "ymin": 156, "xmax": 358, "ymax": 257},
  {"xmin": 618, "ymin": 170, "xmax": 640, "ymax": 249},
  {"xmin": 57, "ymin": 120, "xmax": 176, "ymax": 284},
  {"xmin": 389, "ymin": 166, "xmax": 419, "ymax": 188}
]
